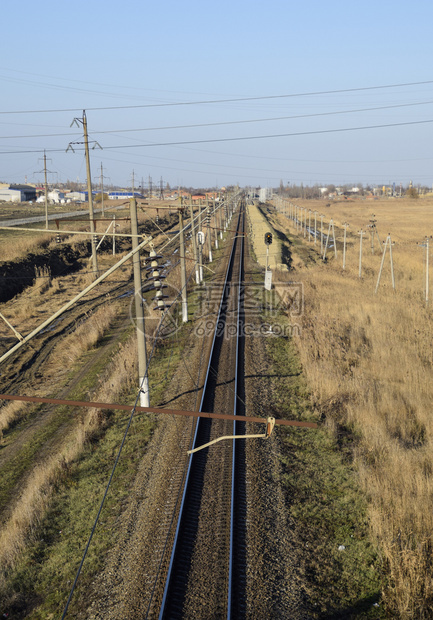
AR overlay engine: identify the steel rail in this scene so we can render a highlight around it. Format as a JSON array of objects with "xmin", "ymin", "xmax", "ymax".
[
  {"xmin": 158, "ymin": 200, "xmax": 242, "ymax": 619},
  {"xmin": 228, "ymin": 201, "xmax": 245, "ymax": 618}
]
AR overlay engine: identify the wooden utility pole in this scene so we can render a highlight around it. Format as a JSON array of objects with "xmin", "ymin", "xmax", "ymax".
[
  {"xmin": 179, "ymin": 202, "xmax": 188, "ymax": 322},
  {"xmin": 130, "ymin": 197, "xmax": 150, "ymax": 406}
]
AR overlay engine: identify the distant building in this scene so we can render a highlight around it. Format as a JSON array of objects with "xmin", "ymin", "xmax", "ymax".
[
  {"xmin": 191, "ymin": 193, "xmax": 206, "ymax": 202},
  {"xmin": 48, "ymin": 190, "xmax": 65, "ymax": 204},
  {"xmin": 0, "ymin": 188, "xmax": 22, "ymax": 202},
  {"xmin": 0, "ymin": 184, "xmax": 37, "ymax": 202},
  {"xmin": 65, "ymin": 191, "xmax": 87, "ymax": 202}
]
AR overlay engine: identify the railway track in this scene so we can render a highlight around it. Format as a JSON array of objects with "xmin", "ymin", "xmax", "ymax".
[{"xmin": 156, "ymin": 199, "xmax": 248, "ymax": 619}]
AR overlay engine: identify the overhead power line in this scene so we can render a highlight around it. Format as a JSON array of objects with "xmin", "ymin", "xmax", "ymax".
[
  {"xmin": 0, "ymin": 79, "xmax": 433, "ymax": 115},
  {"xmin": 2, "ymin": 99, "xmax": 433, "ymax": 140},
  {"xmin": 1, "ymin": 118, "xmax": 433, "ymax": 155}
]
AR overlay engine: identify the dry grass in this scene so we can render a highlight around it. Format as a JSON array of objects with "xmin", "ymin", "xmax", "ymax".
[
  {"xmin": 0, "ymin": 233, "xmax": 55, "ymax": 263},
  {"xmin": 271, "ymin": 197, "xmax": 433, "ymax": 617},
  {"xmin": 0, "ymin": 401, "xmax": 32, "ymax": 440},
  {"xmin": 0, "ymin": 334, "xmax": 138, "ymax": 594},
  {"xmin": 57, "ymin": 303, "xmax": 119, "ymax": 364}
]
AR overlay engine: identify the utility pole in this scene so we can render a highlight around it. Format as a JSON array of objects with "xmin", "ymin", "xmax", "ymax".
[
  {"xmin": 219, "ymin": 193, "xmax": 223, "ymax": 240},
  {"xmin": 35, "ymin": 151, "xmax": 54, "ymax": 230},
  {"xmin": 375, "ymin": 234, "xmax": 396, "ymax": 293},
  {"xmin": 213, "ymin": 197, "xmax": 219, "ymax": 249},
  {"xmin": 198, "ymin": 201, "xmax": 203, "ymax": 281},
  {"xmin": 313, "ymin": 210, "xmax": 318, "ymax": 244},
  {"xmin": 148, "ymin": 175, "xmax": 152, "ymax": 200},
  {"xmin": 130, "ymin": 196, "xmax": 150, "ymax": 407},
  {"xmin": 342, "ymin": 222, "xmax": 349, "ymax": 269},
  {"xmin": 308, "ymin": 209, "xmax": 312, "ymax": 241},
  {"xmin": 43, "ymin": 152, "xmax": 49, "ymax": 230},
  {"xmin": 368, "ymin": 214, "xmax": 380, "ymax": 254},
  {"xmin": 179, "ymin": 201, "xmax": 188, "ymax": 322},
  {"xmin": 320, "ymin": 214, "xmax": 324, "ymax": 254},
  {"xmin": 358, "ymin": 229, "xmax": 366, "ymax": 278},
  {"xmin": 189, "ymin": 196, "xmax": 200, "ymax": 284},
  {"xmin": 97, "ymin": 162, "xmax": 109, "ymax": 217},
  {"xmin": 207, "ymin": 198, "xmax": 213, "ymax": 263},
  {"xmin": 67, "ymin": 110, "xmax": 101, "ymax": 275},
  {"xmin": 323, "ymin": 218, "xmax": 337, "ymax": 260},
  {"xmin": 83, "ymin": 112, "xmax": 98, "ymax": 274}
]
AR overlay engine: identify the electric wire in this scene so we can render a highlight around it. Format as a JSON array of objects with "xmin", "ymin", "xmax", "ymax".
[
  {"xmin": 61, "ymin": 312, "xmax": 166, "ymax": 619},
  {"xmin": 2, "ymin": 118, "xmax": 433, "ymax": 155},
  {"xmin": 2, "ymin": 98, "xmax": 433, "ymax": 139},
  {"xmin": 1, "ymin": 79, "xmax": 433, "ymax": 114},
  {"xmin": 61, "ymin": 206, "xmax": 213, "ymax": 616}
]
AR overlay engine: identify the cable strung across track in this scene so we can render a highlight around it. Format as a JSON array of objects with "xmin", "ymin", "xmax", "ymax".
[{"xmin": 158, "ymin": 199, "xmax": 247, "ymax": 619}]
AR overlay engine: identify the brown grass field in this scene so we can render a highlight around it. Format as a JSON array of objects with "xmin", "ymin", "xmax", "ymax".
[{"xmin": 270, "ymin": 196, "xmax": 433, "ymax": 617}]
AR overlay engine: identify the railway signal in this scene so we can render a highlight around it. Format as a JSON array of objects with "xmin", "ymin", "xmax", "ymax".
[{"xmin": 264, "ymin": 232, "xmax": 272, "ymax": 290}]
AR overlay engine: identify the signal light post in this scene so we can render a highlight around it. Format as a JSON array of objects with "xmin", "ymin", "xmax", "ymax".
[{"xmin": 264, "ymin": 232, "xmax": 272, "ymax": 291}]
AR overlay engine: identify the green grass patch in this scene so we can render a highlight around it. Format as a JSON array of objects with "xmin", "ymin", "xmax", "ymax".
[
  {"xmin": 4, "ymin": 408, "xmax": 156, "ymax": 619},
  {"xmin": 265, "ymin": 315, "xmax": 383, "ymax": 619},
  {"xmin": 0, "ymin": 335, "xmax": 129, "ymax": 513}
]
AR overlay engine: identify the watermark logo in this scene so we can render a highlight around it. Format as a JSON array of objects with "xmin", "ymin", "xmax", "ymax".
[
  {"xmin": 129, "ymin": 281, "xmax": 182, "ymax": 341},
  {"xmin": 191, "ymin": 281, "xmax": 304, "ymax": 319},
  {"xmin": 129, "ymin": 281, "xmax": 303, "ymax": 340}
]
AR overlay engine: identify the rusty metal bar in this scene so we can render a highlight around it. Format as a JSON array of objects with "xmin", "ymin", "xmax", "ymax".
[{"xmin": 0, "ymin": 394, "xmax": 318, "ymax": 429}]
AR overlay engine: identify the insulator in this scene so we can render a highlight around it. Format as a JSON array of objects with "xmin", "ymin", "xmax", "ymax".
[
  {"xmin": 144, "ymin": 253, "xmax": 163, "ymax": 263},
  {"xmin": 146, "ymin": 274, "xmax": 166, "ymax": 282}
]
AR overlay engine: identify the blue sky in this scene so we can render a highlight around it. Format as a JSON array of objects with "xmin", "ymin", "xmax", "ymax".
[{"xmin": 1, "ymin": 0, "xmax": 433, "ymax": 189}]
